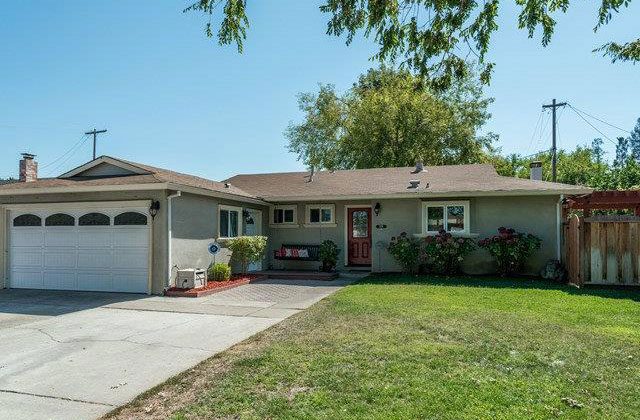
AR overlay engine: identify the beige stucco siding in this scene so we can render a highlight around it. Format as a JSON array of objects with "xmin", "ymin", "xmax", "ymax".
[
  {"xmin": 170, "ymin": 192, "xmax": 269, "ymax": 284},
  {"xmin": 0, "ymin": 190, "xmax": 169, "ymax": 294},
  {"xmin": 268, "ymin": 195, "xmax": 560, "ymax": 275},
  {"xmin": 462, "ymin": 195, "xmax": 560, "ymax": 274}
]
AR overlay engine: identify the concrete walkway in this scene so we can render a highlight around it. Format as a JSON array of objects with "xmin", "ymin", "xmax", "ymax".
[{"xmin": 0, "ymin": 279, "xmax": 351, "ymax": 420}]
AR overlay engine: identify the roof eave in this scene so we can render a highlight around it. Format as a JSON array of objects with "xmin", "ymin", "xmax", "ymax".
[
  {"xmin": 258, "ymin": 188, "xmax": 593, "ymax": 202},
  {"xmin": 0, "ymin": 182, "xmax": 168, "ymax": 196},
  {"xmin": 164, "ymin": 183, "xmax": 268, "ymax": 206}
]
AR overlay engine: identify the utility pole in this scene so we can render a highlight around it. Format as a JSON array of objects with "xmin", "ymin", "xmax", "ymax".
[
  {"xmin": 542, "ymin": 99, "xmax": 567, "ymax": 182},
  {"xmin": 85, "ymin": 129, "xmax": 108, "ymax": 160}
]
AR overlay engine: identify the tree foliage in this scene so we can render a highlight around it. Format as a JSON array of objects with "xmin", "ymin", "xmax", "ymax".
[
  {"xmin": 186, "ymin": 0, "xmax": 637, "ymax": 89},
  {"xmin": 286, "ymin": 67, "xmax": 495, "ymax": 170}
]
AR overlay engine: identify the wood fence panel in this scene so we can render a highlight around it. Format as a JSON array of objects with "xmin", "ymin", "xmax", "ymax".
[{"xmin": 590, "ymin": 223, "xmax": 603, "ymax": 283}]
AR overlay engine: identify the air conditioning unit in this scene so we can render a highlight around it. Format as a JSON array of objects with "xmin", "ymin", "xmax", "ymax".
[{"xmin": 175, "ymin": 269, "xmax": 206, "ymax": 289}]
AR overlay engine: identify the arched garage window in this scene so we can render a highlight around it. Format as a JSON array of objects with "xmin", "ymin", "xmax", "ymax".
[
  {"xmin": 45, "ymin": 213, "xmax": 75, "ymax": 226},
  {"xmin": 13, "ymin": 214, "xmax": 42, "ymax": 227},
  {"xmin": 79, "ymin": 213, "xmax": 110, "ymax": 226},
  {"xmin": 114, "ymin": 212, "xmax": 147, "ymax": 226}
]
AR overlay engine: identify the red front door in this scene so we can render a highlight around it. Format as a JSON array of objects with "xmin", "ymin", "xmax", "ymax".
[{"xmin": 348, "ymin": 208, "xmax": 372, "ymax": 266}]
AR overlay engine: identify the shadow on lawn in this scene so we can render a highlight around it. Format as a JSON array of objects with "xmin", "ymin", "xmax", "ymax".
[{"xmin": 357, "ymin": 273, "xmax": 640, "ymax": 302}]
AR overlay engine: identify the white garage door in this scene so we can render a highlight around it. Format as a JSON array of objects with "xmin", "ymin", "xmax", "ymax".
[{"xmin": 8, "ymin": 203, "xmax": 150, "ymax": 293}]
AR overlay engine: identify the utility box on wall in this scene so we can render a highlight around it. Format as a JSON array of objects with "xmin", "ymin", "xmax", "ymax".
[{"xmin": 175, "ymin": 269, "xmax": 206, "ymax": 289}]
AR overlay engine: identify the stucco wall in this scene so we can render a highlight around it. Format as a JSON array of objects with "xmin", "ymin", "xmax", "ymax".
[
  {"xmin": 267, "ymin": 195, "xmax": 560, "ymax": 275},
  {"xmin": 0, "ymin": 190, "xmax": 169, "ymax": 294},
  {"xmin": 170, "ymin": 192, "xmax": 269, "ymax": 284}
]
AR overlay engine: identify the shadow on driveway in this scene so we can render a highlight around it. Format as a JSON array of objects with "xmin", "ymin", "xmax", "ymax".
[{"xmin": 0, "ymin": 289, "xmax": 146, "ymax": 318}]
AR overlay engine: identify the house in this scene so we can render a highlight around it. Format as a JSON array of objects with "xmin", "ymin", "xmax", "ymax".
[{"xmin": 0, "ymin": 154, "xmax": 591, "ymax": 294}]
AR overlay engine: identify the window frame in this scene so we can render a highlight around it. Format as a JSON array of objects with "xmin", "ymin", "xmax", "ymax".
[
  {"xmin": 218, "ymin": 205, "xmax": 242, "ymax": 239},
  {"xmin": 422, "ymin": 200, "xmax": 470, "ymax": 235},
  {"xmin": 304, "ymin": 204, "xmax": 336, "ymax": 227},
  {"xmin": 270, "ymin": 205, "xmax": 298, "ymax": 227}
]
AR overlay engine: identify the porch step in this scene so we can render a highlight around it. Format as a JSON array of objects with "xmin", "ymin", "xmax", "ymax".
[{"xmin": 254, "ymin": 270, "xmax": 339, "ymax": 281}]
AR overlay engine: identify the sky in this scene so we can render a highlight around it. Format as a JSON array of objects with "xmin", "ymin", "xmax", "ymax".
[{"xmin": 1, "ymin": 1, "xmax": 638, "ymax": 180}]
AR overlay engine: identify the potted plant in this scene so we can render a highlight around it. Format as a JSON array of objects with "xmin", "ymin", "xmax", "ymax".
[{"xmin": 319, "ymin": 240, "xmax": 339, "ymax": 272}]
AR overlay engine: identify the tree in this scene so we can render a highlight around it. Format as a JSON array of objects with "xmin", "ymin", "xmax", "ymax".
[
  {"xmin": 591, "ymin": 138, "xmax": 605, "ymax": 164},
  {"xmin": 629, "ymin": 118, "xmax": 640, "ymax": 162},
  {"xmin": 286, "ymin": 67, "xmax": 496, "ymax": 170},
  {"xmin": 614, "ymin": 136, "xmax": 630, "ymax": 167},
  {"xmin": 186, "ymin": 0, "xmax": 638, "ymax": 89}
]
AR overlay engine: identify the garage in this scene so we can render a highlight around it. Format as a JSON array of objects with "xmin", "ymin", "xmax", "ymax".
[{"xmin": 6, "ymin": 202, "xmax": 151, "ymax": 293}]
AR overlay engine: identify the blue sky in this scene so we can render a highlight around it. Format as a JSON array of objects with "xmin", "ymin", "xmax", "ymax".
[{"xmin": 1, "ymin": 1, "xmax": 638, "ymax": 180}]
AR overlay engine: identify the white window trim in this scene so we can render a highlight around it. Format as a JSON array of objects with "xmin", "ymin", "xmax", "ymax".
[
  {"xmin": 218, "ymin": 205, "xmax": 242, "ymax": 239},
  {"xmin": 269, "ymin": 205, "xmax": 298, "ymax": 228},
  {"xmin": 304, "ymin": 204, "xmax": 337, "ymax": 228},
  {"xmin": 421, "ymin": 200, "xmax": 470, "ymax": 235}
]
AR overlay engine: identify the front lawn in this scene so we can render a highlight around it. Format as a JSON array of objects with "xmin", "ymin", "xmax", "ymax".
[{"xmin": 107, "ymin": 275, "xmax": 640, "ymax": 419}]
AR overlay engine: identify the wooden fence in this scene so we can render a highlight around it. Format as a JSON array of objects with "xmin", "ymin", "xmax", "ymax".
[{"xmin": 564, "ymin": 214, "xmax": 640, "ymax": 286}]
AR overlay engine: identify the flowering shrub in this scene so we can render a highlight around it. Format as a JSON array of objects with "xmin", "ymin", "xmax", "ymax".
[
  {"xmin": 423, "ymin": 230, "xmax": 476, "ymax": 275},
  {"xmin": 388, "ymin": 232, "xmax": 420, "ymax": 273},
  {"xmin": 478, "ymin": 227, "xmax": 542, "ymax": 276}
]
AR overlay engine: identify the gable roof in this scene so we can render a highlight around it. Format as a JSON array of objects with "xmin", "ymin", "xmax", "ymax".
[
  {"xmin": 0, "ymin": 156, "xmax": 262, "ymax": 203},
  {"xmin": 0, "ymin": 157, "xmax": 591, "ymax": 202},
  {"xmin": 224, "ymin": 164, "xmax": 592, "ymax": 201}
]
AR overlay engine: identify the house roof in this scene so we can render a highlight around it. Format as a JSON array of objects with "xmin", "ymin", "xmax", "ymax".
[
  {"xmin": 224, "ymin": 164, "xmax": 592, "ymax": 201},
  {"xmin": 0, "ymin": 156, "xmax": 261, "ymax": 202},
  {"xmin": 0, "ymin": 157, "xmax": 591, "ymax": 202}
]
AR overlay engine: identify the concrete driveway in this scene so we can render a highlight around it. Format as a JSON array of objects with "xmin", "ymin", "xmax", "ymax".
[{"xmin": 0, "ymin": 279, "xmax": 351, "ymax": 420}]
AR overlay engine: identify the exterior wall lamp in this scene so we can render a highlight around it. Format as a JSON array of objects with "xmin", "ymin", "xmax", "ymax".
[
  {"xmin": 374, "ymin": 202, "xmax": 381, "ymax": 216},
  {"xmin": 149, "ymin": 200, "xmax": 160, "ymax": 219}
]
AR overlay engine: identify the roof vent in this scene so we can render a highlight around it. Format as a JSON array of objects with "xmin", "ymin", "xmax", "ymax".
[
  {"xmin": 408, "ymin": 179, "xmax": 421, "ymax": 189},
  {"xmin": 412, "ymin": 161, "xmax": 424, "ymax": 174}
]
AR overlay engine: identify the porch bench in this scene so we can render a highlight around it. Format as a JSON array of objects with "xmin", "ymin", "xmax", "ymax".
[{"xmin": 274, "ymin": 244, "xmax": 320, "ymax": 261}]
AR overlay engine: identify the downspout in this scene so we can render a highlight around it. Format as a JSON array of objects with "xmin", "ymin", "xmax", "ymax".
[
  {"xmin": 556, "ymin": 194, "xmax": 564, "ymax": 261},
  {"xmin": 167, "ymin": 191, "xmax": 182, "ymax": 289}
]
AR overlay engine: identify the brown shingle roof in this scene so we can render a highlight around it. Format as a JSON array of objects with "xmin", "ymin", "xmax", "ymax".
[
  {"xmin": 225, "ymin": 164, "xmax": 592, "ymax": 201},
  {"xmin": 0, "ymin": 156, "xmax": 258, "ymax": 200}
]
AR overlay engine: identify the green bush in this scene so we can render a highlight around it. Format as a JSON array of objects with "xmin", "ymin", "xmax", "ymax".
[
  {"xmin": 388, "ymin": 232, "xmax": 420, "ymax": 274},
  {"xmin": 227, "ymin": 236, "xmax": 268, "ymax": 274},
  {"xmin": 208, "ymin": 263, "xmax": 231, "ymax": 281},
  {"xmin": 423, "ymin": 229, "xmax": 476, "ymax": 275},
  {"xmin": 478, "ymin": 227, "xmax": 542, "ymax": 276},
  {"xmin": 319, "ymin": 240, "xmax": 340, "ymax": 272}
]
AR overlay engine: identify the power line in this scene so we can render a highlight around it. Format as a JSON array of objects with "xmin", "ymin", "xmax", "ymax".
[
  {"xmin": 39, "ymin": 135, "xmax": 89, "ymax": 170},
  {"xmin": 568, "ymin": 104, "xmax": 631, "ymax": 134},
  {"xmin": 568, "ymin": 106, "xmax": 618, "ymax": 146},
  {"xmin": 526, "ymin": 110, "xmax": 544, "ymax": 154},
  {"xmin": 43, "ymin": 137, "xmax": 90, "ymax": 177}
]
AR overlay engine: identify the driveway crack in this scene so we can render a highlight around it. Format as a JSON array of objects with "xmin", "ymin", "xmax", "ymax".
[{"xmin": 0, "ymin": 389, "xmax": 113, "ymax": 407}]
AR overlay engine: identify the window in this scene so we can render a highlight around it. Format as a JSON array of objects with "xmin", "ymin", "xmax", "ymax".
[
  {"xmin": 45, "ymin": 213, "xmax": 75, "ymax": 226},
  {"xmin": 79, "ymin": 213, "xmax": 110, "ymax": 226},
  {"xmin": 219, "ymin": 205, "xmax": 241, "ymax": 238},
  {"xmin": 13, "ymin": 214, "xmax": 41, "ymax": 227},
  {"xmin": 271, "ymin": 205, "xmax": 297, "ymax": 226},
  {"xmin": 305, "ymin": 204, "xmax": 335, "ymax": 226},
  {"xmin": 114, "ymin": 212, "xmax": 148, "ymax": 226},
  {"xmin": 423, "ymin": 201, "xmax": 470, "ymax": 234}
]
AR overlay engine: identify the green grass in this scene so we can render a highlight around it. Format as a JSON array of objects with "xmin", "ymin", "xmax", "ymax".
[{"xmin": 113, "ymin": 275, "xmax": 640, "ymax": 419}]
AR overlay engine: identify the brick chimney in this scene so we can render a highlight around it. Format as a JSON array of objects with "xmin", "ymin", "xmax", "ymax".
[{"xmin": 19, "ymin": 153, "xmax": 38, "ymax": 182}]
